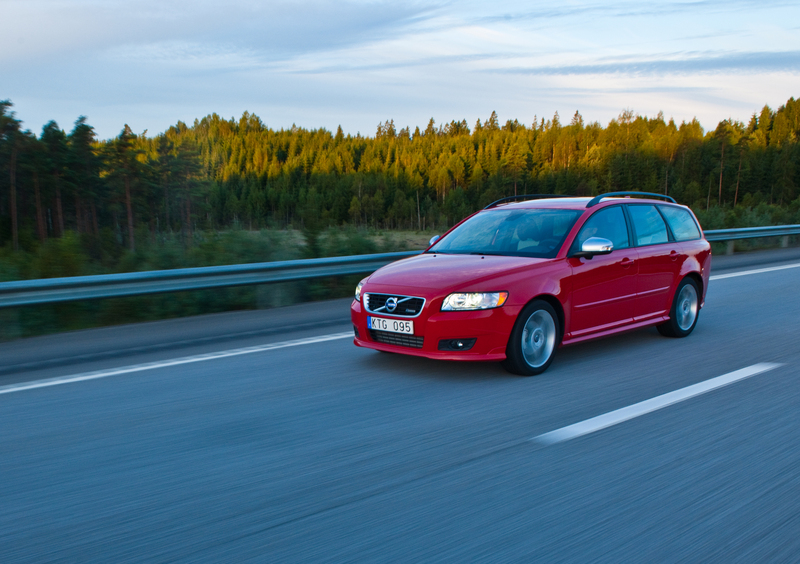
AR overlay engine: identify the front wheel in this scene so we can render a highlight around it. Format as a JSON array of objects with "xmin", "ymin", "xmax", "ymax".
[
  {"xmin": 503, "ymin": 300, "xmax": 559, "ymax": 376},
  {"xmin": 657, "ymin": 277, "xmax": 700, "ymax": 338}
]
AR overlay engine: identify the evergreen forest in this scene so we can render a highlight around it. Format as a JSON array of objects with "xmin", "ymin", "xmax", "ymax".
[{"xmin": 2, "ymin": 97, "xmax": 800, "ymax": 279}]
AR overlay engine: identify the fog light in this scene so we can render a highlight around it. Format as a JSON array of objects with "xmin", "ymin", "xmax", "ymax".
[{"xmin": 438, "ymin": 338, "xmax": 477, "ymax": 351}]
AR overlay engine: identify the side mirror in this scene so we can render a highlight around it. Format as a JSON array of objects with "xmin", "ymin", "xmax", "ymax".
[
  {"xmin": 571, "ymin": 237, "xmax": 613, "ymax": 259},
  {"xmin": 428, "ymin": 235, "xmax": 440, "ymax": 246}
]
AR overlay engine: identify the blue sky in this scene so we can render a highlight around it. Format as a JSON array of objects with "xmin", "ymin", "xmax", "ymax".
[{"xmin": 2, "ymin": 0, "xmax": 798, "ymax": 139}]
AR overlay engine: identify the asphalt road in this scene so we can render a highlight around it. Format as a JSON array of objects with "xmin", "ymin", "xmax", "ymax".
[{"xmin": 2, "ymin": 249, "xmax": 800, "ymax": 562}]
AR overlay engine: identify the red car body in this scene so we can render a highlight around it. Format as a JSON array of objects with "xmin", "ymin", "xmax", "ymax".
[{"xmin": 351, "ymin": 195, "xmax": 711, "ymax": 372}]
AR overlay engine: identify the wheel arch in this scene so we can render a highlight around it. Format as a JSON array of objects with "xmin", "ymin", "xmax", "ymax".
[
  {"xmin": 524, "ymin": 293, "xmax": 565, "ymax": 345},
  {"xmin": 684, "ymin": 271, "xmax": 703, "ymax": 300}
]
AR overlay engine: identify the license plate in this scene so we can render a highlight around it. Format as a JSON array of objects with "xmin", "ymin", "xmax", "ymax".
[{"xmin": 368, "ymin": 316, "xmax": 414, "ymax": 335}]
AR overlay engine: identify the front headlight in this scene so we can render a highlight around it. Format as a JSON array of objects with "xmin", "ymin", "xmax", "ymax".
[
  {"xmin": 355, "ymin": 280, "xmax": 365, "ymax": 302},
  {"xmin": 441, "ymin": 292, "xmax": 508, "ymax": 311}
]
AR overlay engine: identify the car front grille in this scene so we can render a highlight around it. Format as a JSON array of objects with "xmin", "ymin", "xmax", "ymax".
[
  {"xmin": 364, "ymin": 293, "xmax": 425, "ymax": 317},
  {"xmin": 369, "ymin": 330, "xmax": 424, "ymax": 349}
]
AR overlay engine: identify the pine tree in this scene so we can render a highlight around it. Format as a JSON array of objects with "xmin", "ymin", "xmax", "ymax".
[
  {"xmin": 105, "ymin": 125, "xmax": 143, "ymax": 251},
  {"xmin": 68, "ymin": 117, "xmax": 102, "ymax": 236},
  {"xmin": 0, "ymin": 101, "xmax": 22, "ymax": 250}
]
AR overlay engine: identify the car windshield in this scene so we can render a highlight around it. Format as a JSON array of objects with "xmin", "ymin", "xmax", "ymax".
[{"xmin": 428, "ymin": 208, "xmax": 581, "ymax": 258}]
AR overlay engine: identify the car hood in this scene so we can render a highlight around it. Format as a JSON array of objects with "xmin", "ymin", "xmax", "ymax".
[{"xmin": 366, "ymin": 253, "xmax": 551, "ymax": 292}]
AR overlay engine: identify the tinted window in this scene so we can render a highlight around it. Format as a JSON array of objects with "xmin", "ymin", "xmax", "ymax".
[
  {"xmin": 628, "ymin": 205, "xmax": 669, "ymax": 246},
  {"xmin": 429, "ymin": 208, "xmax": 581, "ymax": 258},
  {"xmin": 575, "ymin": 206, "xmax": 629, "ymax": 251},
  {"xmin": 660, "ymin": 205, "xmax": 701, "ymax": 241}
]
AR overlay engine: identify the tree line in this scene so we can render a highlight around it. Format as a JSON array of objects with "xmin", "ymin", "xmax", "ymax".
[{"xmin": 1, "ymin": 97, "xmax": 799, "ymax": 256}]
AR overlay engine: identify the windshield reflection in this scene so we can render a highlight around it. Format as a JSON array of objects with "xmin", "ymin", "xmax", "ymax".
[{"xmin": 428, "ymin": 208, "xmax": 580, "ymax": 258}]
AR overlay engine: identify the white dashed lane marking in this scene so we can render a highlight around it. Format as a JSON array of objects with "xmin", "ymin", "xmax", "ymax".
[
  {"xmin": 532, "ymin": 363, "xmax": 783, "ymax": 445},
  {"xmin": 0, "ymin": 332, "xmax": 353, "ymax": 396},
  {"xmin": 710, "ymin": 262, "xmax": 800, "ymax": 281}
]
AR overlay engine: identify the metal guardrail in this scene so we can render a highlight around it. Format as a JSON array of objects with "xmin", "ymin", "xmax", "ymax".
[
  {"xmin": 704, "ymin": 224, "xmax": 800, "ymax": 256},
  {"xmin": 703, "ymin": 224, "xmax": 800, "ymax": 242},
  {"xmin": 1, "ymin": 225, "xmax": 799, "ymax": 308},
  {"xmin": 0, "ymin": 251, "xmax": 420, "ymax": 308}
]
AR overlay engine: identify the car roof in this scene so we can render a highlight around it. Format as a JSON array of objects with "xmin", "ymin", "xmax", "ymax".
[{"xmin": 484, "ymin": 197, "xmax": 682, "ymax": 211}]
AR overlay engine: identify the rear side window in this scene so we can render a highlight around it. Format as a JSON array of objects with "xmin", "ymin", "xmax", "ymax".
[
  {"xmin": 628, "ymin": 205, "xmax": 668, "ymax": 246},
  {"xmin": 575, "ymin": 206, "xmax": 630, "ymax": 251},
  {"xmin": 659, "ymin": 206, "xmax": 701, "ymax": 241}
]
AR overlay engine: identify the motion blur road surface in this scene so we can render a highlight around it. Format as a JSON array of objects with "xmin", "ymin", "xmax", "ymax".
[{"xmin": 2, "ymin": 249, "xmax": 800, "ymax": 562}]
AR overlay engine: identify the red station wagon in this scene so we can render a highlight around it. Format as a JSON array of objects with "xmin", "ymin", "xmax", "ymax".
[{"xmin": 351, "ymin": 192, "xmax": 711, "ymax": 375}]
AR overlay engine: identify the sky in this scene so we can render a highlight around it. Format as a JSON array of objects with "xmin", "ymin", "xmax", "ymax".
[{"xmin": 2, "ymin": 0, "xmax": 799, "ymax": 140}]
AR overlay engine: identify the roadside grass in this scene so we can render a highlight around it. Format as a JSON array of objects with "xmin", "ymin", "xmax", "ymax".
[{"xmin": 0, "ymin": 226, "xmax": 438, "ymax": 340}]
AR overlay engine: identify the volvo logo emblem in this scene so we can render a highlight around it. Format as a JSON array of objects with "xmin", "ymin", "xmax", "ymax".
[{"xmin": 386, "ymin": 297, "xmax": 398, "ymax": 312}]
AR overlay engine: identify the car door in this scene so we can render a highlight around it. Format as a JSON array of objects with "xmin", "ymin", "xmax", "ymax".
[
  {"xmin": 626, "ymin": 204, "xmax": 683, "ymax": 322},
  {"xmin": 567, "ymin": 205, "xmax": 639, "ymax": 339}
]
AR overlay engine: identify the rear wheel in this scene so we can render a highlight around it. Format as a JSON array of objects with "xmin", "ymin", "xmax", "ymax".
[
  {"xmin": 503, "ymin": 300, "xmax": 559, "ymax": 376},
  {"xmin": 657, "ymin": 277, "xmax": 700, "ymax": 338}
]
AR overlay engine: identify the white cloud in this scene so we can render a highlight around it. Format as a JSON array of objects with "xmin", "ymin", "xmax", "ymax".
[
  {"xmin": 1, "ymin": 0, "xmax": 434, "ymax": 64},
  {"xmin": 1, "ymin": 0, "xmax": 798, "ymax": 138}
]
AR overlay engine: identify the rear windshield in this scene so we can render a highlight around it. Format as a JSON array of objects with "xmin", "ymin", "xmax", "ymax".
[{"xmin": 428, "ymin": 208, "xmax": 581, "ymax": 258}]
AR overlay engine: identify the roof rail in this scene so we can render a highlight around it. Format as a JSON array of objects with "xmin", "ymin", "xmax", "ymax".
[
  {"xmin": 484, "ymin": 194, "xmax": 571, "ymax": 210},
  {"xmin": 586, "ymin": 192, "xmax": 677, "ymax": 208}
]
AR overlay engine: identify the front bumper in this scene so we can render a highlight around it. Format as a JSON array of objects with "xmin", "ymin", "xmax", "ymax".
[{"xmin": 350, "ymin": 299, "xmax": 520, "ymax": 361}]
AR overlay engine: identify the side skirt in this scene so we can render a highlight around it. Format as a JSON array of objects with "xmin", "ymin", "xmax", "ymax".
[{"xmin": 560, "ymin": 316, "xmax": 670, "ymax": 346}]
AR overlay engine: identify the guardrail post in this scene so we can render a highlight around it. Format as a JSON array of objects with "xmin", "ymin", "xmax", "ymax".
[
  {"xmin": 257, "ymin": 282, "xmax": 297, "ymax": 308},
  {"xmin": 726, "ymin": 240, "xmax": 735, "ymax": 255},
  {"xmin": 782, "ymin": 235, "xmax": 789, "ymax": 248},
  {"xmin": 0, "ymin": 308, "xmax": 21, "ymax": 340}
]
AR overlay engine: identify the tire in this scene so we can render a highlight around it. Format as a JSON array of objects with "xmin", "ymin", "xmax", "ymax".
[
  {"xmin": 657, "ymin": 277, "xmax": 700, "ymax": 338},
  {"xmin": 502, "ymin": 300, "xmax": 560, "ymax": 376}
]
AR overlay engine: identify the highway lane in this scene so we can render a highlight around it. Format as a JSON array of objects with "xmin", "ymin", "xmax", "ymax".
[
  {"xmin": 0, "ymin": 298, "xmax": 357, "ymax": 382},
  {"xmin": 1, "ymin": 255, "xmax": 800, "ymax": 562}
]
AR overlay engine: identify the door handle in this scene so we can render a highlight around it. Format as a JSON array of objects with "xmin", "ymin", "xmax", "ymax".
[
  {"xmin": 621, "ymin": 258, "xmax": 635, "ymax": 268},
  {"xmin": 670, "ymin": 250, "xmax": 679, "ymax": 261}
]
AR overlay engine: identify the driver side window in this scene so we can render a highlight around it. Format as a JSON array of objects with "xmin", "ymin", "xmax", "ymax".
[{"xmin": 575, "ymin": 206, "xmax": 630, "ymax": 251}]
